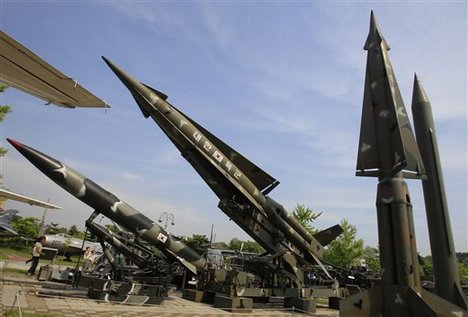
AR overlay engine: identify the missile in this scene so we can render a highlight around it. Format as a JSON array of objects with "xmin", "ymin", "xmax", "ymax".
[
  {"xmin": 341, "ymin": 11, "xmax": 436, "ymax": 317},
  {"xmin": 7, "ymin": 138, "xmax": 205, "ymax": 274},
  {"xmin": 411, "ymin": 75, "xmax": 467, "ymax": 309},
  {"xmin": 341, "ymin": 12, "xmax": 468, "ymax": 317},
  {"xmin": 356, "ymin": 11, "xmax": 425, "ymax": 179},
  {"xmin": 102, "ymin": 57, "xmax": 342, "ymax": 272},
  {"xmin": 356, "ymin": 12, "xmax": 425, "ymax": 291}
]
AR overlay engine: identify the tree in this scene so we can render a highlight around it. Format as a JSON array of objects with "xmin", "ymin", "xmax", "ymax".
[
  {"xmin": 0, "ymin": 84, "xmax": 11, "ymax": 207},
  {"xmin": 68, "ymin": 224, "xmax": 85, "ymax": 239},
  {"xmin": 11, "ymin": 215, "xmax": 39, "ymax": 238},
  {"xmin": 105, "ymin": 223, "xmax": 121, "ymax": 233},
  {"xmin": 229, "ymin": 238, "xmax": 242, "ymax": 251},
  {"xmin": 292, "ymin": 204, "xmax": 322, "ymax": 235},
  {"xmin": 242, "ymin": 240, "xmax": 265, "ymax": 254},
  {"xmin": 68, "ymin": 224, "xmax": 79, "ymax": 236},
  {"xmin": 324, "ymin": 219, "xmax": 364, "ymax": 269},
  {"xmin": 228, "ymin": 238, "xmax": 265, "ymax": 254},
  {"xmin": 420, "ymin": 255, "xmax": 434, "ymax": 279},
  {"xmin": 185, "ymin": 234, "xmax": 210, "ymax": 247},
  {"xmin": 361, "ymin": 246, "xmax": 380, "ymax": 272},
  {"xmin": 44, "ymin": 225, "xmax": 69, "ymax": 235},
  {"xmin": 458, "ymin": 259, "xmax": 468, "ymax": 283},
  {"xmin": 0, "ymin": 84, "xmax": 11, "ymax": 157}
]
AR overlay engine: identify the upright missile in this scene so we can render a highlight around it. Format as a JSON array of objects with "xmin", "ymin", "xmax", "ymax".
[
  {"xmin": 342, "ymin": 12, "xmax": 467, "ymax": 317},
  {"xmin": 7, "ymin": 138, "xmax": 205, "ymax": 274},
  {"xmin": 102, "ymin": 56, "xmax": 341, "ymax": 271},
  {"xmin": 411, "ymin": 75, "xmax": 467, "ymax": 309},
  {"xmin": 343, "ymin": 11, "xmax": 427, "ymax": 317},
  {"xmin": 357, "ymin": 10, "xmax": 424, "ymax": 292}
]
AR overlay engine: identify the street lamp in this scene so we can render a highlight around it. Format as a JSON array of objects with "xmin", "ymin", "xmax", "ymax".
[{"xmin": 158, "ymin": 212, "xmax": 175, "ymax": 230}]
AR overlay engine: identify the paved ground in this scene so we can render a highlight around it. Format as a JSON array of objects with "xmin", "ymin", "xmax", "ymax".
[{"xmin": 1, "ymin": 260, "xmax": 339, "ymax": 317}]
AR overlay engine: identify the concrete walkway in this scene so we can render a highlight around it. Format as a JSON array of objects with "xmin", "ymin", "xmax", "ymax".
[{"xmin": 1, "ymin": 260, "xmax": 339, "ymax": 317}]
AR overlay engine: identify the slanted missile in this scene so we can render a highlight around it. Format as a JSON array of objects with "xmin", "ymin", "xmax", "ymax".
[
  {"xmin": 7, "ymin": 138, "xmax": 205, "ymax": 274},
  {"xmin": 102, "ymin": 57, "xmax": 342, "ymax": 280},
  {"xmin": 411, "ymin": 75, "xmax": 468, "ymax": 309}
]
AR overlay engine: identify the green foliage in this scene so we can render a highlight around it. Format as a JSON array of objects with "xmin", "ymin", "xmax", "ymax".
[
  {"xmin": 10, "ymin": 216, "xmax": 39, "ymax": 238},
  {"xmin": 458, "ymin": 259, "xmax": 468, "ymax": 283},
  {"xmin": 0, "ymin": 83, "xmax": 11, "ymax": 157},
  {"xmin": 420, "ymin": 255, "xmax": 433, "ymax": 278},
  {"xmin": 211, "ymin": 241, "xmax": 229, "ymax": 250},
  {"xmin": 0, "ymin": 246, "xmax": 32, "ymax": 259},
  {"xmin": 228, "ymin": 238, "xmax": 242, "ymax": 251},
  {"xmin": 68, "ymin": 224, "xmax": 85, "ymax": 239},
  {"xmin": 105, "ymin": 223, "xmax": 121, "ymax": 232},
  {"xmin": 324, "ymin": 219, "xmax": 364, "ymax": 269},
  {"xmin": 0, "ymin": 105, "xmax": 11, "ymax": 122},
  {"xmin": 185, "ymin": 234, "xmax": 210, "ymax": 247},
  {"xmin": 419, "ymin": 254, "xmax": 468, "ymax": 283},
  {"xmin": 292, "ymin": 204, "xmax": 322, "ymax": 235},
  {"xmin": 242, "ymin": 240, "xmax": 265, "ymax": 254},
  {"xmin": 362, "ymin": 246, "xmax": 380, "ymax": 272},
  {"xmin": 4, "ymin": 310, "xmax": 57, "ymax": 317},
  {"xmin": 44, "ymin": 226, "xmax": 69, "ymax": 235},
  {"xmin": 228, "ymin": 238, "xmax": 265, "ymax": 254}
]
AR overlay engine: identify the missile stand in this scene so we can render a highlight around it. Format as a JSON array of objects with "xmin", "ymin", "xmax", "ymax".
[
  {"xmin": 76, "ymin": 211, "xmax": 174, "ymax": 305},
  {"xmin": 181, "ymin": 197, "xmax": 347, "ymax": 313}
]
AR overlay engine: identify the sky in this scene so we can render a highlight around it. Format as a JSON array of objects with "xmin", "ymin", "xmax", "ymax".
[{"xmin": 0, "ymin": 2, "xmax": 466, "ymax": 256}]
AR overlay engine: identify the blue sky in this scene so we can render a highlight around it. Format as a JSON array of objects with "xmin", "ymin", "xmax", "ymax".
[{"xmin": 1, "ymin": 2, "xmax": 466, "ymax": 255}]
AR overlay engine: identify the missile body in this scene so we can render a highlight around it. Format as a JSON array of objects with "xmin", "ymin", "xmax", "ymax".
[
  {"xmin": 341, "ymin": 12, "xmax": 468, "ymax": 317},
  {"xmin": 7, "ymin": 138, "xmax": 205, "ymax": 274},
  {"xmin": 343, "ymin": 12, "xmax": 428, "ymax": 316},
  {"xmin": 102, "ymin": 57, "xmax": 340, "ymax": 273},
  {"xmin": 361, "ymin": 12, "xmax": 422, "ymax": 292},
  {"xmin": 411, "ymin": 76, "xmax": 467, "ymax": 309}
]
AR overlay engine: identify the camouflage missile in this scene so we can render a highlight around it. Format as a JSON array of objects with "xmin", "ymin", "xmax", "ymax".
[
  {"xmin": 411, "ymin": 75, "xmax": 467, "ymax": 309},
  {"xmin": 102, "ymin": 57, "xmax": 341, "ymax": 269},
  {"xmin": 341, "ymin": 12, "xmax": 468, "ymax": 317},
  {"xmin": 343, "ymin": 11, "xmax": 429, "ymax": 316},
  {"xmin": 7, "ymin": 138, "xmax": 205, "ymax": 274}
]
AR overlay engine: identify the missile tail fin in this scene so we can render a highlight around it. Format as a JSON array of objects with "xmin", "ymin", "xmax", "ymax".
[
  {"xmin": 313, "ymin": 224, "xmax": 343, "ymax": 247},
  {"xmin": 142, "ymin": 83, "xmax": 168, "ymax": 101}
]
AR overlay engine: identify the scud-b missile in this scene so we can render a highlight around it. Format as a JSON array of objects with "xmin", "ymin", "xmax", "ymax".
[
  {"xmin": 7, "ymin": 138, "xmax": 205, "ymax": 274},
  {"xmin": 102, "ymin": 57, "xmax": 342, "ymax": 284}
]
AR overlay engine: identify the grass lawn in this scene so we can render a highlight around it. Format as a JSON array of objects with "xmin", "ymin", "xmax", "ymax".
[
  {"xmin": 0, "ymin": 246, "xmax": 81, "ymax": 268},
  {"xmin": 0, "ymin": 246, "xmax": 30, "ymax": 260}
]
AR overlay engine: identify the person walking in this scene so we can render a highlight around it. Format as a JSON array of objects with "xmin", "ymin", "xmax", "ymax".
[{"xmin": 27, "ymin": 236, "xmax": 45, "ymax": 276}]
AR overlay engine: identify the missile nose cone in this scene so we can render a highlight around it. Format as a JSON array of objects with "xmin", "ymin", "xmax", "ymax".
[
  {"xmin": 102, "ymin": 57, "xmax": 164, "ymax": 118},
  {"xmin": 102, "ymin": 56, "xmax": 141, "ymax": 91},
  {"xmin": 101, "ymin": 56, "xmax": 111, "ymax": 66},
  {"xmin": 411, "ymin": 74, "xmax": 430, "ymax": 107},
  {"xmin": 6, "ymin": 138, "xmax": 23, "ymax": 150},
  {"xmin": 7, "ymin": 138, "xmax": 63, "ymax": 174},
  {"xmin": 364, "ymin": 11, "xmax": 390, "ymax": 51}
]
